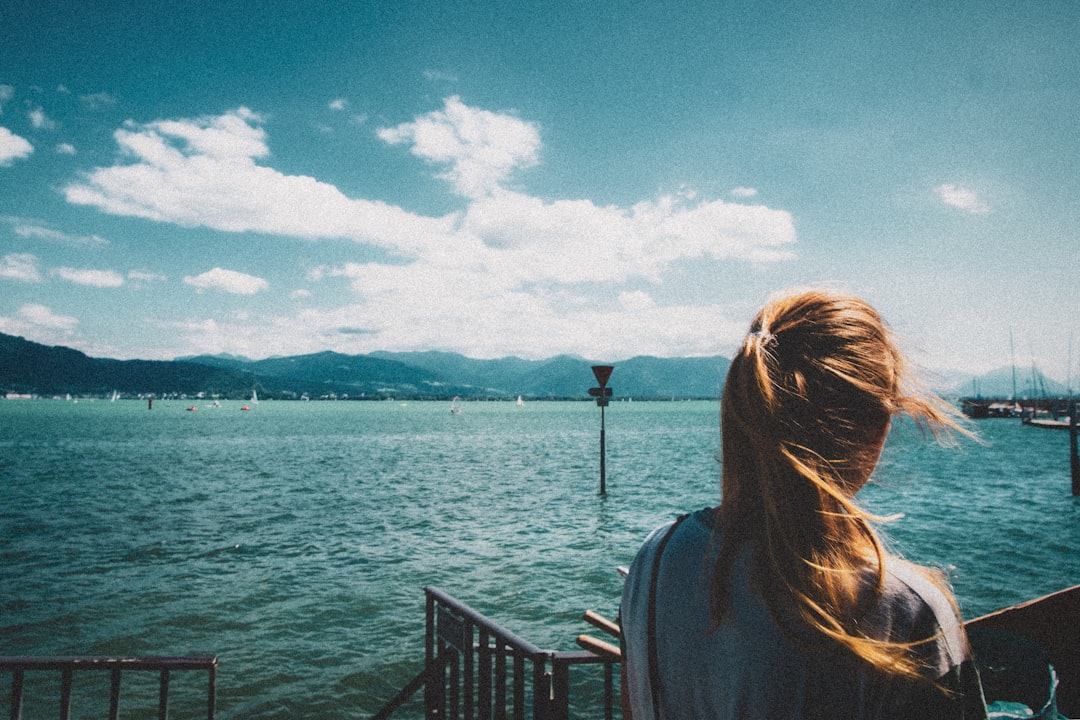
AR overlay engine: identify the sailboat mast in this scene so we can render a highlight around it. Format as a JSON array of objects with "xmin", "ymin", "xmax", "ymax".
[
  {"xmin": 1010, "ymin": 329, "xmax": 1017, "ymax": 400},
  {"xmin": 1068, "ymin": 333, "xmax": 1074, "ymax": 396}
]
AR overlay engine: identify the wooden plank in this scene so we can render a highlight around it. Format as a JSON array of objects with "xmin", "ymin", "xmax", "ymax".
[{"xmin": 966, "ymin": 584, "xmax": 1080, "ymax": 716}]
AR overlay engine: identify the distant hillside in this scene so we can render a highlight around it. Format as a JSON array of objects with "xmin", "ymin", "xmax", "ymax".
[
  {"xmin": 10, "ymin": 332, "xmax": 1064, "ymax": 402},
  {"xmin": 0, "ymin": 334, "xmax": 451, "ymax": 399},
  {"xmin": 368, "ymin": 351, "xmax": 730, "ymax": 398},
  {"xmin": 1, "ymin": 333, "xmax": 727, "ymax": 399},
  {"xmin": 0, "ymin": 332, "xmax": 261, "ymax": 397},
  {"xmin": 936, "ymin": 364, "xmax": 1071, "ymax": 398}
]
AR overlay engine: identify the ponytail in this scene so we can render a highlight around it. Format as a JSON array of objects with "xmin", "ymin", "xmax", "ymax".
[{"xmin": 712, "ymin": 289, "xmax": 969, "ymax": 682}]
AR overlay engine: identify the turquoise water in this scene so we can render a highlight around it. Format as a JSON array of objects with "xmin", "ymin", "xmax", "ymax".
[{"xmin": 1, "ymin": 399, "xmax": 1078, "ymax": 718}]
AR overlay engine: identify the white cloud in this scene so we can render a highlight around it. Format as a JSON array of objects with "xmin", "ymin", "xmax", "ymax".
[
  {"xmin": 0, "ymin": 126, "xmax": 33, "ymax": 165},
  {"xmin": 183, "ymin": 267, "xmax": 269, "ymax": 295},
  {"xmin": 14, "ymin": 223, "xmax": 107, "ymax": 246},
  {"xmin": 56, "ymin": 143, "xmax": 77, "ymax": 155},
  {"xmin": 731, "ymin": 187, "xmax": 758, "ymax": 198},
  {"xmin": 377, "ymin": 96, "xmax": 541, "ymax": 198},
  {"xmin": 0, "ymin": 304, "xmax": 78, "ymax": 336},
  {"xmin": 935, "ymin": 183, "xmax": 990, "ymax": 214},
  {"xmin": 191, "ymin": 293, "xmax": 751, "ymax": 361},
  {"xmin": 457, "ymin": 190, "xmax": 795, "ymax": 285},
  {"xmin": 28, "ymin": 107, "xmax": 55, "ymax": 130},
  {"xmin": 128, "ymin": 270, "xmax": 168, "ymax": 284},
  {"xmin": 62, "ymin": 100, "xmax": 799, "ymax": 359},
  {"xmin": 618, "ymin": 290, "xmax": 655, "ymax": 311},
  {"xmin": 19, "ymin": 303, "xmax": 78, "ymax": 329},
  {"xmin": 423, "ymin": 70, "xmax": 458, "ymax": 83},
  {"xmin": 0, "ymin": 253, "xmax": 42, "ymax": 282},
  {"xmin": 64, "ymin": 107, "xmax": 453, "ymax": 253},
  {"xmin": 328, "ymin": 98, "xmax": 347, "ymax": 111},
  {"xmin": 80, "ymin": 92, "xmax": 117, "ymax": 110},
  {"xmin": 0, "ymin": 85, "xmax": 13, "ymax": 113},
  {"xmin": 52, "ymin": 267, "xmax": 125, "ymax": 287}
]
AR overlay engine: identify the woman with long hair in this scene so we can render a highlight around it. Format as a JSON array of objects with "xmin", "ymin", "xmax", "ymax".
[{"xmin": 621, "ymin": 289, "xmax": 986, "ymax": 719}]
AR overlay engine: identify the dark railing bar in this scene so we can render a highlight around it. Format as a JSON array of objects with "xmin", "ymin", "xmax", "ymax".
[
  {"xmin": 603, "ymin": 662, "xmax": 615, "ymax": 720},
  {"xmin": 60, "ymin": 667, "xmax": 73, "ymax": 720},
  {"xmin": 109, "ymin": 667, "xmax": 122, "ymax": 720},
  {"xmin": 425, "ymin": 587, "xmax": 547, "ymax": 658},
  {"xmin": 463, "ymin": 617, "xmax": 475, "ymax": 720},
  {"xmin": 207, "ymin": 663, "xmax": 217, "ymax": 720},
  {"xmin": 0, "ymin": 657, "xmax": 217, "ymax": 672},
  {"xmin": 371, "ymin": 650, "xmax": 451, "ymax": 720},
  {"xmin": 11, "ymin": 668, "xmax": 24, "ymax": 720},
  {"xmin": 158, "ymin": 668, "xmax": 170, "ymax": 720},
  {"xmin": 531, "ymin": 659, "xmax": 549, "ymax": 720},
  {"xmin": 376, "ymin": 588, "xmax": 619, "ymax": 720},
  {"xmin": 1, "ymin": 656, "xmax": 217, "ymax": 720},
  {"xmin": 512, "ymin": 654, "xmax": 525, "ymax": 720},
  {"xmin": 478, "ymin": 629, "xmax": 491, "ymax": 720}
]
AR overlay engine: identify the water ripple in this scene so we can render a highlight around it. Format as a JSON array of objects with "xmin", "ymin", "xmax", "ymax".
[{"xmin": 1, "ymin": 401, "xmax": 1077, "ymax": 717}]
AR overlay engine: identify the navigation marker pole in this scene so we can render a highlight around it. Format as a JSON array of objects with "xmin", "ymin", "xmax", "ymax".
[{"xmin": 589, "ymin": 365, "xmax": 614, "ymax": 495}]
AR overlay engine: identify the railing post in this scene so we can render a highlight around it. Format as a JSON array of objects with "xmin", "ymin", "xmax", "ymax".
[
  {"xmin": 603, "ymin": 661, "xmax": 614, "ymax": 720},
  {"xmin": 11, "ymin": 669, "xmax": 24, "ymax": 720},
  {"xmin": 463, "ymin": 619, "xmax": 474, "ymax": 720},
  {"xmin": 60, "ymin": 667, "xmax": 73, "ymax": 720},
  {"xmin": 207, "ymin": 663, "xmax": 216, "ymax": 720},
  {"xmin": 109, "ymin": 668, "xmax": 122, "ymax": 720},
  {"xmin": 425, "ymin": 591, "xmax": 436, "ymax": 718},
  {"xmin": 531, "ymin": 660, "xmax": 549, "ymax": 720},
  {"xmin": 550, "ymin": 658, "xmax": 570, "ymax": 720},
  {"xmin": 157, "ymin": 668, "xmax": 170, "ymax": 720},
  {"xmin": 477, "ymin": 631, "xmax": 492, "ymax": 720}
]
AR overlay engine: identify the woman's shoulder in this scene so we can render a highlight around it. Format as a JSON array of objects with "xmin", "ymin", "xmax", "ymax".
[
  {"xmin": 626, "ymin": 508, "xmax": 716, "ymax": 581},
  {"xmin": 636, "ymin": 507, "xmax": 716, "ymax": 547},
  {"xmin": 881, "ymin": 557, "xmax": 969, "ymax": 667},
  {"xmin": 883, "ymin": 557, "xmax": 958, "ymax": 617}
]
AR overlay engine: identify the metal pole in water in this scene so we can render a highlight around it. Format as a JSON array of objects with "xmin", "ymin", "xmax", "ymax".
[
  {"xmin": 1069, "ymin": 399, "xmax": 1078, "ymax": 497},
  {"xmin": 600, "ymin": 403, "xmax": 606, "ymax": 495},
  {"xmin": 589, "ymin": 365, "xmax": 614, "ymax": 496}
]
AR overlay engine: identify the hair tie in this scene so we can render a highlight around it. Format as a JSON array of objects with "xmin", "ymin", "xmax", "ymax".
[{"xmin": 750, "ymin": 328, "xmax": 777, "ymax": 348}]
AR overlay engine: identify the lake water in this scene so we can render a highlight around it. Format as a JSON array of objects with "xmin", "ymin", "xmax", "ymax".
[{"xmin": 1, "ymin": 399, "xmax": 1078, "ymax": 718}]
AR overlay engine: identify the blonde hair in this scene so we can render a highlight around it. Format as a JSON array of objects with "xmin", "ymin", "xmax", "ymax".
[{"xmin": 713, "ymin": 289, "xmax": 968, "ymax": 682}]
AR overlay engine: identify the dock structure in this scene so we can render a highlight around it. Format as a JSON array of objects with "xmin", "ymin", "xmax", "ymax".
[{"xmin": 962, "ymin": 396, "xmax": 1075, "ymax": 420}]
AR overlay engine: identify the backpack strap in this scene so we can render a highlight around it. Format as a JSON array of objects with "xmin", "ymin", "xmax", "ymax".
[{"xmin": 647, "ymin": 513, "xmax": 689, "ymax": 719}]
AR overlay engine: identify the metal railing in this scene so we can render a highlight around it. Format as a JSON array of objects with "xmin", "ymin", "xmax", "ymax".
[
  {"xmin": 0, "ymin": 655, "xmax": 218, "ymax": 720},
  {"xmin": 374, "ymin": 586, "xmax": 620, "ymax": 720}
]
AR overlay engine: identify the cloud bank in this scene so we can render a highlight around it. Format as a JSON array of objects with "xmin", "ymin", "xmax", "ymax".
[
  {"xmin": 183, "ymin": 268, "xmax": 270, "ymax": 295},
  {"xmin": 0, "ymin": 127, "xmax": 33, "ymax": 166},
  {"xmin": 62, "ymin": 98, "xmax": 797, "ymax": 358},
  {"xmin": 935, "ymin": 183, "xmax": 990, "ymax": 214}
]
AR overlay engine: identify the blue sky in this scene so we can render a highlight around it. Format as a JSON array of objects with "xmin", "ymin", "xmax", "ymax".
[{"xmin": 1, "ymin": 1, "xmax": 1077, "ymax": 384}]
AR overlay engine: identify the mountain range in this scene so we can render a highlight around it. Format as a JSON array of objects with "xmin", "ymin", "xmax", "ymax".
[
  {"xmin": 1, "ymin": 332, "xmax": 1071, "ymax": 401},
  {"xmin": 0, "ymin": 333, "xmax": 728, "ymax": 400}
]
